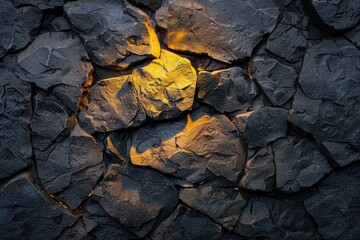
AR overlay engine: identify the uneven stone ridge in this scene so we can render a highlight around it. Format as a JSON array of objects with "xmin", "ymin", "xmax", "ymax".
[{"xmin": 0, "ymin": 0, "xmax": 359, "ymax": 239}]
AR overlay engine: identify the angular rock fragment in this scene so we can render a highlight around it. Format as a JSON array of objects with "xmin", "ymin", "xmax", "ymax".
[
  {"xmin": 239, "ymin": 146, "xmax": 275, "ymax": 192},
  {"xmin": 234, "ymin": 196, "xmax": 320, "ymax": 239},
  {"xmin": 150, "ymin": 205, "xmax": 222, "ymax": 240},
  {"xmin": 160, "ymin": 0, "xmax": 280, "ymax": 63},
  {"xmin": 305, "ymin": 164, "xmax": 360, "ymax": 240},
  {"xmin": 289, "ymin": 38, "xmax": 360, "ymax": 166},
  {"xmin": 0, "ymin": 174, "xmax": 77, "ymax": 239},
  {"xmin": 197, "ymin": 67, "xmax": 259, "ymax": 113},
  {"xmin": 93, "ymin": 164, "xmax": 179, "ymax": 238},
  {"xmin": 64, "ymin": 0, "xmax": 160, "ymax": 69},
  {"xmin": 249, "ymin": 57, "xmax": 297, "ymax": 106},
  {"xmin": 16, "ymin": 32, "xmax": 93, "ymax": 111},
  {"xmin": 11, "ymin": 0, "xmax": 66, "ymax": 9},
  {"xmin": 0, "ymin": 69, "xmax": 32, "ymax": 178},
  {"xmin": 35, "ymin": 125, "xmax": 104, "ymax": 209},
  {"xmin": 132, "ymin": 49, "xmax": 197, "ymax": 120},
  {"xmin": 0, "ymin": 1, "xmax": 42, "ymax": 58},
  {"xmin": 235, "ymin": 107, "xmax": 288, "ymax": 148},
  {"xmin": 179, "ymin": 181, "xmax": 246, "ymax": 230},
  {"xmin": 78, "ymin": 75, "xmax": 146, "ymax": 133},
  {"xmin": 322, "ymin": 142, "xmax": 360, "ymax": 167},
  {"xmin": 306, "ymin": 0, "xmax": 360, "ymax": 31},
  {"xmin": 130, "ymin": 108, "xmax": 246, "ymax": 183},
  {"xmin": 273, "ymin": 136, "xmax": 331, "ymax": 192}
]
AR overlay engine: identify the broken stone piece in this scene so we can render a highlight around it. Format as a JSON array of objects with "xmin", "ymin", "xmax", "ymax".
[
  {"xmin": 132, "ymin": 49, "xmax": 197, "ymax": 120},
  {"xmin": 64, "ymin": 0, "xmax": 160, "ymax": 69}
]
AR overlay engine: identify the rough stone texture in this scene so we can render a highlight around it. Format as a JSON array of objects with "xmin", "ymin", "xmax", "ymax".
[
  {"xmin": 93, "ymin": 164, "xmax": 179, "ymax": 238},
  {"xmin": 249, "ymin": 57, "xmax": 297, "ymax": 106},
  {"xmin": 197, "ymin": 67, "xmax": 259, "ymax": 113},
  {"xmin": 160, "ymin": 0, "xmax": 280, "ymax": 63},
  {"xmin": 180, "ymin": 181, "xmax": 246, "ymax": 230},
  {"xmin": 273, "ymin": 136, "xmax": 331, "ymax": 192},
  {"xmin": 306, "ymin": 0, "xmax": 360, "ymax": 31},
  {"xmin": 345, "ymin": 23, "xmax": 360, "ymax": 48},
  {"xmin": 130, "ymin": 108, "xmax": 246, "ymax": 183},
  {"xmin": 0, "ymin": 1, "xmax": 42, "ymax": 58},
  {"xmin": 64, "ymin": 0, "xmax": 160, "ymax": 69},
  {"xmin": 305, "ymin": 164, "xmax": 360, "ymax": 240},
  {"xmin": 0, "ymin": 68, "xmax": 32, "ymax": 179},
  {"xmin": 150, "ymin": 205, "xmax": 222, "ymax": 240},
  {"xmin": 11, "ymin": 0, "xmax": 66, "ymax": 9},
  {"xmin": 234, "ymin": 196, "xmax": 320, "ymax": 239},
  {"xmin": 239, "ymin": 146, "xmax": 275, "ymax": 192},
  {"xmin": 78, "ymin": 75, "xmax": 146, "ymax": 133},
  {"xmin": 289, "ymin": 38, "xmax": 360, "ymax": 166},
  {"xmin": 131, "ymin": 49, "xmax": 197, "ymax": 120},
  {"xmin": 0, "ymin": 174, "xmax": 77, "ymax": 239},
  {"xmin": 132, "ymin": 0, "xmax": 162, "ymax": 10},
  {"xmin": 322, "ymin": 142, "xmax": 360, "ymax": 167},
  {"xmin": 235, "ymin": 107, "xmax": 288, "ymax": 148}
]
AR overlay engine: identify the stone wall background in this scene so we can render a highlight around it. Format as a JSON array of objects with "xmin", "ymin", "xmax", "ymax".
[{"xmin": 0, "ymin": 0, "xmax": 359, "ymax": 239}]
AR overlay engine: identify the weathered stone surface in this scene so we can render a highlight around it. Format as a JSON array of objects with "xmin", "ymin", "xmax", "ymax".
[
  {"xmin": 304, "ymin": 164, "xmax": 360, "ymax": 240},
  {"xmin": 322, "ymin": 142, "xmax": 360, "ymax": 167},
  {"xmin": 11, "ymin": 0, "xmax": 65, "ymax": 9},
  {"xmin": 289, "ymin": 38, "xmax": 360, "ymax": 166},
  {"xmin": 150, "ymin": 205, "xmax": 222, "ymax": 240},
  {"xmin": 306, "ymin": 0, "xmax": 360, "ymax": 31},
  {"xmin": 93, "ymin": 164, "xmax": 179, "ymax": 237},
  {"xmin": 51, "ymin": 17, "xmax": 71, "ymax": 32},
  {"xmin": 266, "ymin": 12, "xmax": 307, "ymax": 63},
  {"xmin": 235, "ymin": 107, "xmax": 288, "ymax": 148},
  {"xmin": 0, "ymin": 174, "xmax": 77, "ymax": 239},
  {"xmin": 35, "ymin": 125, "xmax": 104, "ymax": 209},
  {"xmin": 239, "ymin": 146, "xmax": 275, "ymax": 192},
  {"xmin": 78, "ymin": 75, "xmax": 146, "ymax": 133},
  {"xmin": 345, "ymin": 23, "xmax": 360, "ymax": 48},
  {"xmin": 0, "ymin": 1, "xmax": 42, "ymax": 58},
  {"xmin": 160, "ymin": 0, "xmax": 280, "ymax": 63},
  {"xmin": 273, "ymin": 136, "xmax": 331, "ymax": 192},
  {"xmin": 130, "ymin": 108, "xmax": 246, "ymax": 183},
  {"xmin": 249, "ymin": 57, "xmax": 297, "ymax": 106},
  {"xmin": 132, "ymin": 0, "xmax": 162, "ymax": 10},
  {"xmin": 15, "ymin": 32, "xmax": 93, "ymax": 111},
  {"xmin": 0, "ymin": 68, "xmax": 32, "ymax": 178},
  {"xmin": 64, "ymin": 0, "xmax": 160, "ymax": 69},
  {"xmin": 179, "ymin": 181, "xmax": 246, "ymax": 230},
  {"xmin": 234, "ymin": 196, "xmax": 320, "ymax": 239},
  {"xmin": 132, "ymin": 49, "xmax": 197, "ymax": 120},
  {"xmin": 197, "ymin": 67, "xmax": 259, "ymax": 113}
]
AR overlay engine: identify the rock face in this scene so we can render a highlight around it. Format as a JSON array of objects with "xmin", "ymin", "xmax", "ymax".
[
  {"xmin": 197, "ymin": 67, "xmax": 259, "ymax": 113},
  {"xmin": 0, "ymin": 174, "xmax": 76, "ymax": 239},
  {"xmin": 132, "ymin": 49, "xmax": 197, "ymax": 120},
  {"xmin": 10, "ymin": 0, "xmax": 66, "ymax": 9},
  {"xmin": 307, "ymin": 0, "xmax": 360, "ymax": 31},
  {"xmin": 78, "ymin": 75, "xmax": 146, "ymax": 133},
  {"xmin": 305, "ymin": 164, "xmax": 360, "ymax": 240},
  {"xmin": 0, "ymin": 0, "xmax": 42, "ymax": 58},
  {"xmin": 130, "ymin": 108, "xmax": 246, "ymax": 183},
  {"xmin": 64, "ymin": 0, "xmax": 160, "ymax": 69},
  {"xmin": 160, "ymin": 0, "xmax": 280, "ymax": 63}
]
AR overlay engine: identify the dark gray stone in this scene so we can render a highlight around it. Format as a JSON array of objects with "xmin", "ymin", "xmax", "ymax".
[
  {"xmin": 64, "ymin": 0, "xmax": 160, "ymax": 70},
  {"xmin": 304, "ymin": 164, "xmax": 360, "ymax": 239},
  {"xmin": 78, "ymin": 75, "xmax": 146, "ymax": 134},
  {"xmin": 307, "ymin": 0, "xmax": 360, "ymax": 31},
  {"xmin": 234, "ymin": 196, "xmax": 320, "ymax": 239},
  {"xmin": 93, "ymin": 164, "xmax": 179, "ymax": 238},
  {"xmin": 239, "ymin": 146, "xmax": 275, "ymax": 192},
  {"xmin": 0, "ymin": 1, "xmax": 42, "ymax": 58},
  {"xmin": 345, "ymin": 23, "xmax": 360, "ymax": 48},
  {"xmin": 235, "ymin": 107, "xmax": 288, "ymax": 148},
  {"xmin": 0, "ymin": 68, "xmax": 32, "ymax": 178},
  {"xmin": 289, "ymin": 38, "xmax": 360, "ymax": 166},
  {"xmin": 179, "ymin": 181, "xmax": 246, "ymax": 230},
  {"xmin": 0, "ymin": 174, "xmax": 77, "ymax": 240},
  {"xmin": 51, "ymin": 17, "xmax": 71, "ymax": 32},
  {"xmin": 160, "ymin": 0, "xmax": 280, "ymax": 63},
  {"xmin": 197, "ymin": 67, "xmax": 259, "ymax": 113},
  {"xmin": 322, "ymin": 142, "xmax": 360, "ymax": 167},
  {"xmin": 11, "ymin": 0, "xmax": 66, "ymax": 9},
  {"xmin": 132, "ymin": 0, "xmax": 162, "ymax": 10},
  {"xmin": 273, "ymin": 136, "xmax": 331, "ymax": 192},
  {"xmin": 130, "ymin": 108, "xmax": 247, "ymax": 183},
  {"xmin": 150, "ymin": 205, "xmax": 222, "ymax": 240},
  {"xmin": 249, "ymin": 57, "xmax": 297, "ymax": 106}
]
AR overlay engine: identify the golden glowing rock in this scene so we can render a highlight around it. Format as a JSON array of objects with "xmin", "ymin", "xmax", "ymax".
[{"xmin": 131, "ymin": 49, "xmax": 197, "ymax": 120}]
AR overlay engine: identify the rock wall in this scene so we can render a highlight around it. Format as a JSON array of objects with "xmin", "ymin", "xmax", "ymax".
[{"xmin": 0, "ymin": 0, "xmax": 359, "ymax": 239}]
